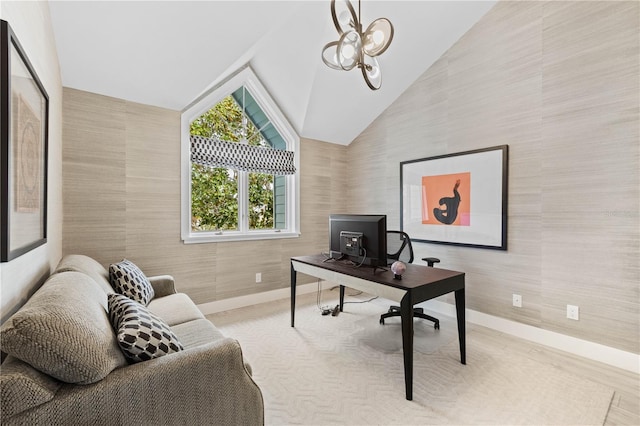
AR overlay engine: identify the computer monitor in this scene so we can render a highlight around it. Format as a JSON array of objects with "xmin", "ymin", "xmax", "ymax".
[{"xmin": 328, "ymin": 214, "xmax": 387, "ymax": 268}]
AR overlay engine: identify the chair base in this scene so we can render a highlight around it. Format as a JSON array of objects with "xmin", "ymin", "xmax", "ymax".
[{"xmin": 379, "ymin": 305, "xmax": 440, "ymax": 329}]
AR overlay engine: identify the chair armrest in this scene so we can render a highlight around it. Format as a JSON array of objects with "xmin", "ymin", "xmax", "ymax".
[
  {"xmin": 422, "ymin": 257, "xmax": 441, "ymax": 267},
  {"xmin": 148, "ymin": 275, "xmax": 177, "ymax": 297},
  {"xmin": 9, "ymin": 338, "xmax": 264, "ymax": 425}
]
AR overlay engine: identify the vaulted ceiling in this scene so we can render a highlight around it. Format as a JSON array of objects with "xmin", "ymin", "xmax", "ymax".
[{"xmin": 49, "ymin": 1, "xmax": 495, "ymax": 145}]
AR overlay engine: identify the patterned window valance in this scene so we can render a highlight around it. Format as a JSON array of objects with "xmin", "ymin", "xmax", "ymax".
[{"xmin": 190, "ymin": 135, "xmax": 296, "ymax": 176}]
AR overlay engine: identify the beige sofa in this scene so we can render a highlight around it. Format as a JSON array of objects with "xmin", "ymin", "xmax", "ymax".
[{"xmin": 0, "ymin": 255, "xmax": 264, "ymax": 425}]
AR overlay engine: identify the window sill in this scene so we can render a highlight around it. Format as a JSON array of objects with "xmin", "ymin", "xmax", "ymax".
[{"xmin": 183, "ymin": 231, "xmax": 300, "ymax": 244}]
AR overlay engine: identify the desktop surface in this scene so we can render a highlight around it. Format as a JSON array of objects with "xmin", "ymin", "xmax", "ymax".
[{"xmin": 292, "ymin": 254, "xmax": 464, "ymax": 291}]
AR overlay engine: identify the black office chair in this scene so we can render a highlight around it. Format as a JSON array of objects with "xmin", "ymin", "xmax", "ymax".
[{"xmin": 379, "ymin": 230, "xmax": 440, "ymax": 329}]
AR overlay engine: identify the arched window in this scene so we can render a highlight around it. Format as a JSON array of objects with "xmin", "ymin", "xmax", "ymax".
[{"xmin": 181, "ymin": 67, "xmax": 299, "ymax": 243}]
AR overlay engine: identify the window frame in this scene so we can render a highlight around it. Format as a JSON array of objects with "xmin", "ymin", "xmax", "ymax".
[{"xmin": 181, "ymin": 67, "xmax": 300, "ymax": 243}]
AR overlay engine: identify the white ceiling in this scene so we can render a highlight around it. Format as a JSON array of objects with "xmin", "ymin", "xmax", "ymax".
[{"xmin": 49, "ymin": 1, "xmax": 495, "ymax": 145}]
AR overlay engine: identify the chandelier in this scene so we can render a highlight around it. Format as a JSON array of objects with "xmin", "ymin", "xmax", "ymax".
[{"xmin": 321, "ymin": 0, "xmax": 394, "ymax": 90}]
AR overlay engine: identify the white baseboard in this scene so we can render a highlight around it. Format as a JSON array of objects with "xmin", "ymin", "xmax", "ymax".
[
  {"xmin": 198, "ymin": 286, "xmax": 639, "ymax": 375},
  {"xmin": 417, "ymin": 299, "xmax": 640, "ymax": 375},
  {"xmin": 197, "ymin": 282, "xmax": 318, "ymax": 315}
]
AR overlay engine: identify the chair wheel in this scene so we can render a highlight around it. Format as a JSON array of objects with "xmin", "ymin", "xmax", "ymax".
[
  {"xmin": 380, "ymin": 318, "xmax": 385, "ymax": 325},
  {"xmin": 434, "ymin": 323, "xmax": 440, "ymax": 330}
]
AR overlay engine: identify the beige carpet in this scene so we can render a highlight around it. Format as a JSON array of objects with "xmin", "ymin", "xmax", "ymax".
[{"xmin": 211, "ymin": 294, "xmax": 614, "ymax": 425}]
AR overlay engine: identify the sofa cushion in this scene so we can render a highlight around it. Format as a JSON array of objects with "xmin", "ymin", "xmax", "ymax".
[
  {"xmin": 54, "ymin": 254, "xmax": 113, "ymax": 295},
  {"xmin": 109, "ymin": 259, "xmax": 155, "ymax": 305},
  {"xmin": 170, "ymin": 320, "xmax": 253, "ymax": 375},
  {"xmin": 147, "ymin": 293, "xmax": 205, "ymax": 326},
  {"xmin": 170, "ymin": 318, "xmax": 226, "ymax": 349},
  {"xmin": 0, "ymin": 271, "xmax": 127, "ymax": 384},
  {"xmin": 0, "ymin": 356, "xmax": 62, "ymax": 418},
  {"xmin": 108, "ymin": 293, "xmax": 184, "ymax": 362}
]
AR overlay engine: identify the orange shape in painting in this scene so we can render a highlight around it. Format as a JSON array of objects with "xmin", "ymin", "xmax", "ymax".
[{"xmin": 422, "ymin": 173, "xmax": 471, "ymax": 226}]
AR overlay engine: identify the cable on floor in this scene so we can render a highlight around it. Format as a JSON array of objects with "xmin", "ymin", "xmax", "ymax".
[{"xmin": 316, "ymin": 279, "xmax": 334, "ymax": 315}]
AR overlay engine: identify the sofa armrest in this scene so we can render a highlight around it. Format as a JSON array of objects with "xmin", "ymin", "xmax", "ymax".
[
  {"xmin": 148, "ymin": 275, "xmax": 177, "ymax": 298},
  {"xmin": 7, "ymin": 338, "xmax": 264, "ymax": 425}
]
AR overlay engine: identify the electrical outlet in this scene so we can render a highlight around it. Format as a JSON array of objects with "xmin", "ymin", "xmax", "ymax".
[
  {"xmin": 512, "ymin": 294, "xmax": 522, "ymax": 308},
  {"xmin": 255, "ymin": 273, "xmax": 262, "ymax": 283},
  {"xmin": 567, "ymin": 304, "xmax": 579, "ymax": 320}
]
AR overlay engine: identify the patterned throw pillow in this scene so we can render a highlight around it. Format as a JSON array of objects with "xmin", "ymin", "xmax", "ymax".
[
  {"xmin": 107, "ymin": 293, "xmax": 184, "ymax": 363},
  {"xmin": 109, "ymin": 259, "xmax": 155, "ymax": 305}
]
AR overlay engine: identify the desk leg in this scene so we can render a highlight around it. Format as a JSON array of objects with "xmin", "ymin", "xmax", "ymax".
[
  {"xmin": 291, "ymin": 262, "xmax": 297, "ymax": 327},
  {"xmin": 400, "ymin": 293, "xmax": 413, "ymax": 401},
  {"xmin": 339, "ymin": 285, "xmax": 345, "ymax": 311},
  {"xmin": 455, "ymin": 288, "xmax": 466, "ymax": 364}
]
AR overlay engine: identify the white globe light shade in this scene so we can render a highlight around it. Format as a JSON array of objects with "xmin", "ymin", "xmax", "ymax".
[
  {"xmin": 372, "ymin": 30, "xmax": 384, "ymax": 45},
  {"xmin": 363, "ymin": 18, "xmax": 394, "ymax": 57},
  {"xmin": 341, "ymin": 44, "xmax": 355, "ymax": 59},
  {"xmin": 338, "ymin": 10, "xmax": 351, "ymax": 26},
  {"xmin": 337, "ymin": 29, "xmax": 361, "ymax": 70}
]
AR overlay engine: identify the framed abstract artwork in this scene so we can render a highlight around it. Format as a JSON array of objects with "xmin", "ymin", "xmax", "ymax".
[
  {"xmin": 401, "ymin": 145, "xmax": 508, "ymax": 250},
  {"xmin": 1, "ymin": 20, "xmax": 49, "ymax": 261}
]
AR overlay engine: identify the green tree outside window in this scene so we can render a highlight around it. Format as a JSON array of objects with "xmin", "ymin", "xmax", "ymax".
[{"xmin": 190, "ymin": 95, "xmax": 275, "ymax": 231}]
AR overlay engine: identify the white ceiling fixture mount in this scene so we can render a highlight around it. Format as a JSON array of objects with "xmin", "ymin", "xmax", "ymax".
[{"xmin": 321, "ymin": 0, "xmax": 394, "ymax": 90}]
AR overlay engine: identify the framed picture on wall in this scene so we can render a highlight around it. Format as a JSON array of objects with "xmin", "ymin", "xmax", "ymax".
[
  {"xmin": 1, "ymin": 20, "xmax": 49, "ymax": 262},
  {"xmin": 401, "ymin": 145, "xmax": 508, "ymax": 250}
]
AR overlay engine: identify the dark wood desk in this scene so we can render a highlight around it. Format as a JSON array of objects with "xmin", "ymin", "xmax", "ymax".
[{"xmin": 290, "ymin": 254, "xmax": 465, "ymax": 401}]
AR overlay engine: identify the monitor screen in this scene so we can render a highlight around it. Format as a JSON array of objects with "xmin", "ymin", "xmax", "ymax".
[{"xmin": 328, "ymin": 214, "xmax": 387, "ymax": 267}]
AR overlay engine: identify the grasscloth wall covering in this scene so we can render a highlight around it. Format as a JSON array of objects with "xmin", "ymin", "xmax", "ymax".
[
  {"xmin": 62, "ymin": 87, "xmax": 348, "ymax": 304},
  {"xmin": 346, "ymin": 1, "xmax": 639, "ymax": 353}
]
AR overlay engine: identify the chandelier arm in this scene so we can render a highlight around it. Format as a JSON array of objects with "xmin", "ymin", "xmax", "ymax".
[
  {"xmin": 361, "ymin": 55, "xmax": 382, "ymax": 90},
  {"xmin": 331, "ymin": 0, "xmax": 358, "ymax": 35},
  {"xmin": 321, "ymin": 41, "xmax": 342, "ymax": 70},
  {"xmin": 361, "ymin": 64, "xmax": 381, "ymax": 90}
]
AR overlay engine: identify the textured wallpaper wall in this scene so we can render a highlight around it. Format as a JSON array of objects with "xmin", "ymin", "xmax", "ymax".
[
  {"xmin": 346, "ymin": 1, "xmax": 639, "ymax": 353},
  {"xmin": 62, "ymin": 87, "xmax": 348, "ymax": 304}
]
